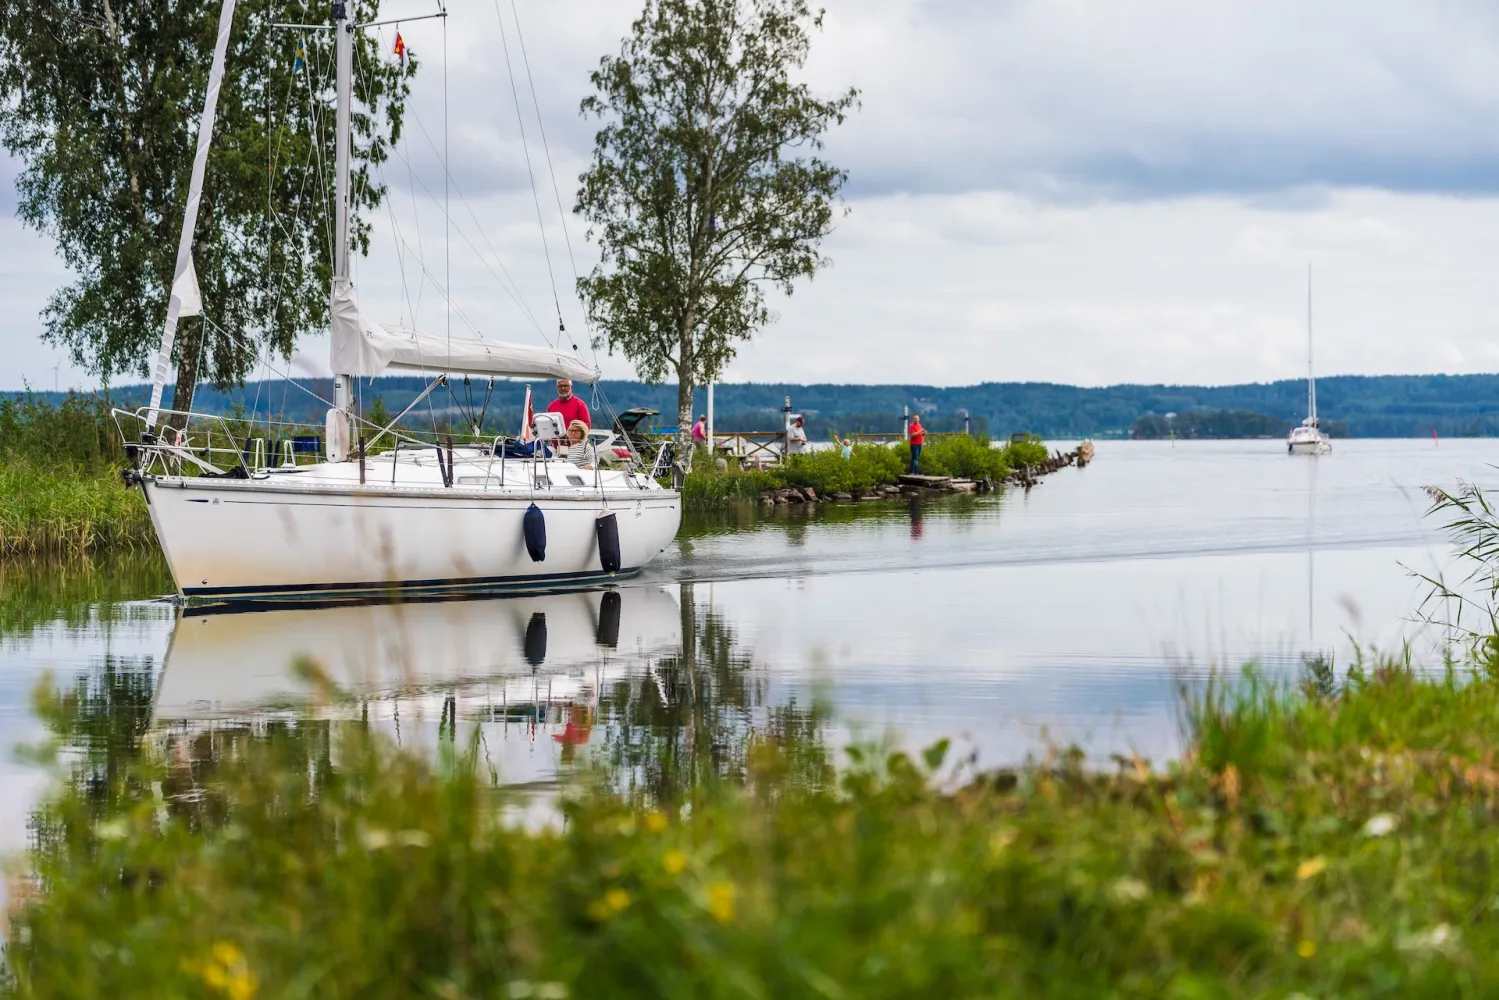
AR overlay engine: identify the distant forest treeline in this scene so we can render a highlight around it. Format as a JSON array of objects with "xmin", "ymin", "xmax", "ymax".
[
  {"xmin": 13, "ymin": 373, "xmax": 1499, "ymax": 439},
  {"xmin": 1131, "ymin": 410, "xmax": 1350, "ymax": 440}
]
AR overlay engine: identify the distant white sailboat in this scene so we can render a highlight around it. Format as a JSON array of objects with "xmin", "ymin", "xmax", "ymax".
[{"xmin": 1288, "ymin": 265, "xmax": 1331, "ymax": 455}]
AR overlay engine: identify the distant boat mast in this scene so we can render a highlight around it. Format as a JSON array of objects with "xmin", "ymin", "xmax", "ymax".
[{"xmin": 1307, "ymin": 263, "xmax": 1317, "ymax": 426}]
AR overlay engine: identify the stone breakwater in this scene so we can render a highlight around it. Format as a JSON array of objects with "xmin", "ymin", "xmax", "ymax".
[{"xmin": 758, "ymin": 441, "xmax": 1095, "ymax": 506}]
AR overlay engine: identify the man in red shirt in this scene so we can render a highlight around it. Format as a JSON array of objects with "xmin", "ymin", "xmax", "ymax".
[
  {"xmin": 908, "ymin": 414, "xmax": 925, "ymax": 474},
  {"xmin": 547, "ymin": 378, "xmax": 590, "ymax": 430}
]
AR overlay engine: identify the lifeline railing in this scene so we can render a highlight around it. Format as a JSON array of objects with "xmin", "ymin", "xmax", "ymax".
[{"xmin": 115, "ymin": 406, "xmax": 670, "ymax": 493}]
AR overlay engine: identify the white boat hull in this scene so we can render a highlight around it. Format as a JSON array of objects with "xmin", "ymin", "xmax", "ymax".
[
  {"xmin": 143, "ymin": 474, "xmax": 681, "ymax": 599},
  {"xmin": 1287, "ymin": 437, "xmax": 1331, "ymax": 455}
]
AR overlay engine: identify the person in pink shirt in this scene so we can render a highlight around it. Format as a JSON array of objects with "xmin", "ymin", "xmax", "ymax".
[{"xmin": 547, "ymin": 378, "xmax": 590, "ymax": 429}]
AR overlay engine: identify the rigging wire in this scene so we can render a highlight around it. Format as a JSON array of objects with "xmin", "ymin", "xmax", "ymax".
[
  {"xmin": 383, "ymin": 124, "xmax": 547, "ymax": 335},
  {"xmin": 399, "ymin": 109, "xmax": 547, "ymax": 335},
  {"xmin": 506, "ymin": 0, "xmax": 588, "ymax": 358},
  {"xmin": 443, "ymin": 3, "xmax": 451, "ymax": 375},
  {"xmin": 492, "ymin": 0, "xmax": 565, "ymax": 347}
]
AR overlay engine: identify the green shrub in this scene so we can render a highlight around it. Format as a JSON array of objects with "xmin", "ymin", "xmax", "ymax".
[
  {"xmin": 916, "ymin": 434, "xmax": 1009, "ymax": 479},
  {"xmin": 1000, "ymin": 434, "xmax": 1049, "ymax": 468},
  {"xmin": 780, "ymin": 444, "xmax": 905, "ymax": 495}
]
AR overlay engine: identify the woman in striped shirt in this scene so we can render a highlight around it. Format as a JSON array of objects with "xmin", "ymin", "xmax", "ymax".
[{"xmin": 565, "ymin": 419, "xmax": 598, "ymax": 470}]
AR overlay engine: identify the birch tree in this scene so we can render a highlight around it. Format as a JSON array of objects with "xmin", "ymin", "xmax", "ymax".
[
  {"xmin": 576, "ymin": 0, "xmax": 856, "ymax": 455},
  {"xmin": 0, "ymin": 1, "xmax": 413, "ymax": 413}
]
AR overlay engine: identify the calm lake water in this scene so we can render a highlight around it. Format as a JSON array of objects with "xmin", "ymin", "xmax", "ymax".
[{"xmin": 3, "ymin": 437, "xmax": 1494, "ymax": 865}]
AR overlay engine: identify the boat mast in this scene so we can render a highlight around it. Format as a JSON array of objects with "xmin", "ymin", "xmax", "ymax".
[
  {"xmin": 332, "ymin": 0, "xmax": 354, "ymax": 433},
  {"xmin": 329, "ymin": 0, "xmax": 355, "ymax": 452},
  {"xmin": 144, "ymin": 0, "xmax": 237, "ymax": 431},
  {"xmin": 1307, "ymin": 263, "xmax": 1317, "ymax": 426}
]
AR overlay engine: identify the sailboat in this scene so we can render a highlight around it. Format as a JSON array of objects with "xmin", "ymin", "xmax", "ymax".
[
  {"xmin": 115, "ymin": 0, "xmax": 681, "ymax": 600},
  {"xmin": 1287, "ymin": 265, "xmax": 1332, "ymax": 455}
]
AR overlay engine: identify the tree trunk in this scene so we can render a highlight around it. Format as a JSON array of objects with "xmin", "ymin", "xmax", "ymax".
[
  {"xmin": 676, "ymin": 319, "xmax": 696, "ymax": 463},
  {"xmin": 169, "ymin": 318, "xmax": 203, "ymax": 426},
  {"xmin": 677, "ymin": 374, "xmax": 695, "ymax": 468}
]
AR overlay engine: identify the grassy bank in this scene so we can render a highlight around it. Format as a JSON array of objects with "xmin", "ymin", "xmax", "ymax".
[
  {"xmin": 0, "ymin": 462, "xmax": 152, "ymax": 558},
  {"xmin": 13, "ymin": 646, "xmax": 1499, "ymax": 995},
  {"xmin": 0, "ymin": 394, "xmax": 150, "ymax": 558},
  {"xmin": 684, "ymin": 434, "xmax": 1052, "ymax": 508}
]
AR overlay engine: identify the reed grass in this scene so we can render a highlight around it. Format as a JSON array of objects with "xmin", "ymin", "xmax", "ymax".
[
  {"xmin": 0, "ymin": 393, "xmax": 153, "ymax": 558},
  {"xmin": 0, "ymin": 461, "xmax": 152, "ymax": 558}
]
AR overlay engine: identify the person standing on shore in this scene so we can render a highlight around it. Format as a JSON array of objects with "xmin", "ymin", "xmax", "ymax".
[
  {"xmin": 908, "ymin": 414, "xmax": 925, "ymax": 474},
  {"xmin": 787, "ymin": 416, "xmax": 808, "ymax": 456},
  {"xmin": 840, "ymin": 436, "xmax": 853, "ymax": 460},
  {"xmin": 547, "ymin": 378, "xmax": 591, "ymax": 429},
  {"xmin": 692, "ymin": 414, "xmax": 708, "ymax": 453}
]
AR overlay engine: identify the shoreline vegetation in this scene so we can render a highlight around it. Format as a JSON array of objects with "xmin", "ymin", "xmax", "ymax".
[
  {"xmin": 682, "ymin": 434, "xmax": 1066, "ymax": 508},
  {"xmin": 1132, "ymin": 409, "xmax": 1350, "ymax": 440},
  {"xmin": 0, "ymin": 394, "xmax": 151, "ymax": 558}
]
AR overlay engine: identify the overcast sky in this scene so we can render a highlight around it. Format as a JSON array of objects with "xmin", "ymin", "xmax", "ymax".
[{"xmin": 5, "ymin": 0, "xmax": 1499, "ymax": 391}]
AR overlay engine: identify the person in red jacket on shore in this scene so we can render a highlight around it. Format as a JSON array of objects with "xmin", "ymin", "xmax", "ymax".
[
  {"xmin": 908, "ymin": 414, "xmax": 925, "ymax": 474},
  {"xmin": 547, "ymin": 378, "xmax": 590, "ymax": 430}
]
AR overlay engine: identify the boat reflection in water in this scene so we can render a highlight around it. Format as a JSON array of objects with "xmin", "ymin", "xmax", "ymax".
[{"xmin": 153, "ymin": 586, "xmax": 684, "ymax": 780}]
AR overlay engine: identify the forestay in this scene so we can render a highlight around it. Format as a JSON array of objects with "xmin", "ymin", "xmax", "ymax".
[{"xmin": 330, "ymin": 283, "xmax": 598, "ymax": 382}]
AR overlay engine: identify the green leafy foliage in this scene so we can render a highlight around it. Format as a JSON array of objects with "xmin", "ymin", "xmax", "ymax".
[
  {"xmin": 576, "ymin": 0, "xmax": 858, "ymax": 450},
  {"xmin": 914, "ymin": 434, "xmax": 1009, "ymax": 479},
  {"xmin": 779, "ymin": 443, "xmax": 906, "ymax": 494},
  {"xmin": 0, "ymin": 0, "xmax": 415, "ymax": 410},
  {"xmin": 999, "ymin": 436, "xmax": 1049, "ymax": 468},
  {"xmin": 684, "ymin": 436, "xmax": 1029, "ymax": 506}
]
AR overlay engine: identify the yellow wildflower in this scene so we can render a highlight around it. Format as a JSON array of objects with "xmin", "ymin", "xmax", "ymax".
[
  {"xmin": 588, "ymin": 887, "xmax": 632, "ymax": 920},
  {"xmin": 227, "ymin": 970, "xmax": 259, "ymax": 1000},
  {"xmin": 211, "ymin": 941, "xmax": 244, "ymax": 968},
  {"xmin": 1296, "ymin": 856, "xmax": 1327, "ymax": 881},
  {"xmin": 643, "ymin": 811, "xmax": 668, "ymax": 834},
  {"xmin": 663, "ymin": 849, "xmax": 688, "ymax": 875},
  {"xmin": 1297, "ymin": 939, "xmax": 1317, "ymax": 959},
  {"xmin": 202, "ymin": 963, "xmax": 229, "ymax": 991},
  {"xmin": 707, "ymin": 881, "xmax": 736, "ymax": 924}
]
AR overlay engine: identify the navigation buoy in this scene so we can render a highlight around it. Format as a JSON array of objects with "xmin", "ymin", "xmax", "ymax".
[
  {"xmin": 596, "ymin": 510, "xmax": 621, "ymax": 574},
  {"xmin": 523, "ymin": 503, "xmax": 546, "ymax": 562}
]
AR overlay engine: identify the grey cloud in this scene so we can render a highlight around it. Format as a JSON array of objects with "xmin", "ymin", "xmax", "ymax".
[{"xmin": 810, "ymin": 0, "xmax": 1499, "ymax": 202}]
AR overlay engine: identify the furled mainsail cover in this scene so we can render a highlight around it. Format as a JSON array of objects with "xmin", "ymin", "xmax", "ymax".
[{"xmin": 329, "ymin": 281, "xmax": 598, "ymax": 383}]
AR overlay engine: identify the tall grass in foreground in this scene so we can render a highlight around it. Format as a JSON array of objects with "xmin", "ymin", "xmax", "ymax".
[{"xmin": 15, "ymin": 651, "xmax": 1499, "ymax": 996}]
